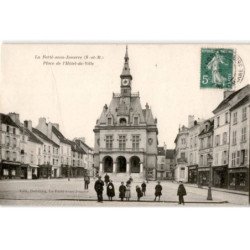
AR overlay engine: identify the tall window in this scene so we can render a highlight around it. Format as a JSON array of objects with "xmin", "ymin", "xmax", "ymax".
[
  {"xmin": 6, "ymin": 126, "xmax": 10, "ymax": 133},
  {"xmin": 190, "ymin": 138, "xmax": 193, "ymax": 148},
  {"xmin": 13, "ymin": 128, "xmax": 16, "ymax": 135},
  {"xmin": 180, "ymin": 152, "xmax": 185, "ymax": 159},
  {"xmin": 232, "ymin": 152, "xmax": 236, "ymax": 167},
  {"xmin": 225, "ymin": 112, "xmax": 229, "ymax": 124},
  {"xmin": 207, "ymin": 136, "xmax": 212, "ymax": 148},
  {"xmin": 233, "ymin": 112, "xmax": 237, "ymax": 124},
  {"xmin": 217, "ymin": 116, "xmax": 220, "ymax": 127},
  {"xmin": 134, "ymin": 117, "xmax": 139, "ymax": 125},
  {"xmin": 236, "ymin": 151, "xmax": 240, "ymax": 165},
  {"xmin": 118, "ymin": 135, "xmax": 126, "ymax": 150},
  {"xmin": 240, "ymin": 150, "xmax": 248, "ymax": 165},
  {"xmin": 132, "ymin": 135, "xmax": 140, "ymax": 151},
  {"xmin": 242, "ymin": 107, "xmax": 247, "ymax": 121},
  {"xmin": 194, "ymin": 136, "xmax": 197, "ymax": 147},
  {"xmin": 241, "ymin": 127, "xmax": 246, "ymax": 142},
  {"xmin": 107, "ymin": 118, "xmax": 112, "ymax": 125},
  {"xmin": 222, "ymin": 151, "xmax": 227, "ymax": 165},
  {"xmin": 222, "ymin": 132, "xmax": 227, "ymax": 145},
  {"xmin": 215, "ymin": 134, "xmax": 220, "ymax": 146},
  {"xmin": 13, "ymin": 152, "xmax": 17, "ymax": 161},
  {"xmin": 44, "ymin": 145, "xmax": 46, "ymax": 153},
  {"xmin": 200, "ymin": 155, "xmax": 204, "ymax": 166},
  {"xmin": 200, "ymin": 138, "xmax": 204, "ymax": 149},
  {"xmin": 106, "ymin": 135, "xmax": 113, "ymax": 149},
  {"xmin": 190, "ymin": 153, "xmax": 193, "ymax": 164},
  {"xmin": 232, "ymin": 131, "xmax": 237, "ymax": 145},
  {"xmin": 180, "ymin": 167, "xmax": 185, "ymax": 179}
]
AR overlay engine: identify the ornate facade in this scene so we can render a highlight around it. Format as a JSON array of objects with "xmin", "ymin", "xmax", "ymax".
[{"xmin": 93, "ymin": 47, "xmax": 158, "ymax": 180}]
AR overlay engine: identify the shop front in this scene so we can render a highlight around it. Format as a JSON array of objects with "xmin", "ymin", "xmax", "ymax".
[
  {"xmin": 213, "ymin": 166, "xmax": 228, "ymax": 188},
  {"xmin": 38, "ymin": 164, "xmax": 52, "ymax": 179},
  {"xmin": 198, "ymin": 167, "xmax": 210, "ymax": 186},
  {"xmin": 228, "ymin": 167, "xmax": 248, "ymax": 191},
  {"xmin": 188, "ymin": 165, "xmax": 198, "ymax": 184},
  {"xmin": 76, "ymin": 167, "xmax": 85, "ymax": 178},
  {"xmin": 0, "ymin": 160, "xmax": 21, "ymax": 179},
  {"xmin": 61, "ymin": 165, "xmax": 71, "ymax": 178}
]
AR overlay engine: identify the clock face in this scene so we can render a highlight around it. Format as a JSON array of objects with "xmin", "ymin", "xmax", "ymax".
[{"xmin": 122, "ymin": 79, "xmax": 129, "ymax": 86}]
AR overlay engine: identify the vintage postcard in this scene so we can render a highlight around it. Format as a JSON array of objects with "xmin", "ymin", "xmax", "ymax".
[{"xmin": 0, "ymin": 43, "xmax": 249, "ymax": 206}]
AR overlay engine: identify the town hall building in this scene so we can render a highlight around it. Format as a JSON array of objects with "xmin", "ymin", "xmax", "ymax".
[{"xmin": 93, "ymin": 47, "xmax": 158, "ymax": 180}]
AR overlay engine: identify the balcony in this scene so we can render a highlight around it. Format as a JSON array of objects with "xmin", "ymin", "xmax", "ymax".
[{"xmin": 99, "ymin": 147, "xmax": 145, "ymax": 153}]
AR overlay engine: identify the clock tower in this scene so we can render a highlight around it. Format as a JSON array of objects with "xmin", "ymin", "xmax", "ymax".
[{"xmin": 120, "ymin": 46, "xmax": 132, "ymax": 97}]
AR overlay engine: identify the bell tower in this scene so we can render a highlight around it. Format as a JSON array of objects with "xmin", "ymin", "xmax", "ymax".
[{"xmin": 120, "ymin": 46, "xmax": 132, "ymax": 97}]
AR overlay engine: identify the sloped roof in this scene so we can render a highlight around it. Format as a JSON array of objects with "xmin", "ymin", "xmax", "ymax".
[
  {"xmin": 165, "ymin": 149, "xmax": 175, "ymax": 159},
  {"xmin": 75, "ymin": 139, "xmax": 92, "ymax": 151},
  {"xmin": 32, "ymin": 128, "xmax": 59, "ymax": 147},
  {"xmin": 52, "ymin": 126, "xmax": 71, "ymax": 145},
  {"xmin": 19, "ymin": 127, "xmax": 43, "ymax": 145},
  {"xmin": 230, "ymin": 94, "xmax": 249, "ymax": 111},
  {"xmin": 67, "ymin": 140, "xmax": 85, "ymax": 154},
  {"xmin": 0, "ymin": 113, "xmax": 19, "ymax": 128},
  {"xmin": 213, "ymin": 85, "xmax": 249, "ymax": 114},
  {"xmin": 97, "ymin": 95, "xmax": 156, "ymax": 127}
]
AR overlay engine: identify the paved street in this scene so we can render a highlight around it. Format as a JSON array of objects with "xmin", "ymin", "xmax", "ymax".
[{"xmin": 0, "ymin": 178, "xmax": 248, "ymax": 206}]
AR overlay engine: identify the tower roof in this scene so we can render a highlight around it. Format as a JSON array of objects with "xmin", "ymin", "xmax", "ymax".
[{"xmin": 120, "ymin": 45, "xmax": 132, "ymax": 80}]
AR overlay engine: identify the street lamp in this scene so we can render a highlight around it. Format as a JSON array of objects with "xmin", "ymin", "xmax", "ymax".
[{"xmin": 207, "ymin": 154, "xmax": 213, "ymax": 200}]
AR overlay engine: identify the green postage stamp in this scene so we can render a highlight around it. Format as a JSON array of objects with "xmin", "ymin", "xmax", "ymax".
[{"xmin": 200, "ymin": 48, "xmax": 234, "ymax": 89}]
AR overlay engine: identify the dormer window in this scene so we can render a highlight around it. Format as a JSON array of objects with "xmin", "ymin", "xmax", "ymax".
[
  {"xmin": 134, "ymin": 116, "xmax": 139, "ymax": 125},
  {"xmin": 108, "ymin": 118, "xmax": 112, "ymax": 125},
  {"xmin": 119, "ymin": 118, "xmax": 127, "ymax": 125}
]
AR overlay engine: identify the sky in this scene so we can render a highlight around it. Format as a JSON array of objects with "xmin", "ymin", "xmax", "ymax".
[{"xmin": 0, "ymin": 44, "xmax": 249, "ymax": 148}]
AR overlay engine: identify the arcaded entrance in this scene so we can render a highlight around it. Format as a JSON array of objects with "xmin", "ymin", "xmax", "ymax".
[
  {"xmin": 103, "ymin": 156, "xmax": 113, "ymax": 173},
  {"xmin": 130, "ymin": 156, "xmax": 140, "ymax": 173},
  {"xmin": 117, "ymin": 156, "xmax": 127, "ymax": 173}
]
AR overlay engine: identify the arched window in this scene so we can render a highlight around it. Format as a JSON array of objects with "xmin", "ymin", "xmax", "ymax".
[{"xmin": 119, "ymin": 118, "xmax": 127, "ymax": 125}]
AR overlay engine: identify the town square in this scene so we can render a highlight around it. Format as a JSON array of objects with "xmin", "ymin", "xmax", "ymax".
[{"xmin": 0, "ymin": 44, "xmax": 249, "ymax": 206}]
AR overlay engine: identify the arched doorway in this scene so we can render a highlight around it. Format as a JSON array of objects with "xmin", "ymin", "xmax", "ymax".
[
  {"xmin": 130, "ymin": 156, "xmax": 140, "ymax": 173},
  {"xmin": 103, "ymin": 156, "xmax": 113, "ymax": 173},
  {"xmin": 117, "ymin": 156, "xmax": 127, "ymax": 173}
]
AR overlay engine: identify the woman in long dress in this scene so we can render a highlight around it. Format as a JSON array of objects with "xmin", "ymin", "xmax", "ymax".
[
  {"xmin": 107, "ymin": 180, "xmax": 115, "ymax": 201},
  {"xmin": 125, "ymin": 184, "xmax": 131, "ymax": 201}
]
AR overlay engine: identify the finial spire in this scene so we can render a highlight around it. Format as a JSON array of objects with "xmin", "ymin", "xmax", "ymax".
[{"xmin": 120, "ymin": 45, "xmax": 132, "ymax": 80}]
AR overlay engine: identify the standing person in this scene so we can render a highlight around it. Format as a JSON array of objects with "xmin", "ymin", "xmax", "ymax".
[
  {"xmin": 177, "ymin": 181, "xmax": 187, "ymax": 205},
  {"xmin": 119, "ymin": 182, "xmax": 126, "ymax": 201},
  {"xmin": 126, "ymin": 178, "xmax": 131, "ymax": 186},
  {"xmin": 107, "ymin": 180, "xmax": 115, "ymax": 201},
  {"xmin": 129, "ymin": 176, "xmax": 133, "ymax": 183},
  {"xmin": 84, "ymin": 174, "xmax": 90, "ymax": 190},
  {"xmin": 94, "ymin": 176, "xmax": 104, "ymax": 202},
  {"xmin": 154, "ymin": 181, "xmax": 162, "ymax": 201},
  {"xmin": 125, "ymin": 184, "xmax": 131, "ymax": 201},
  {"xmin": 141, "ymin": 181, "xmax": 146, "ymax": 196},
  {"xmin": 104, "ymin": 173, "xmax": 110, "ymax": 186},
  {"xmin": 136, "ymin": 186, "xmax": 143, "ymax": 201}
]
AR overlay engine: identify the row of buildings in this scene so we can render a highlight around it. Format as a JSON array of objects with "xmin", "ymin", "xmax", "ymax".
[
  {"xmin": 0, "ymin": 113, "xmax": 94, "ymax": 180},
  {"xmin": 174, "ymin": 84, "xmax": 250, "ymax": 191}
]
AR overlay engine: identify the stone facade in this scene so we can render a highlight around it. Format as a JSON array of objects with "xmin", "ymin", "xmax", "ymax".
[{"xmin": 93, "ymin": 47, "xmax": 158, "ymax": 180}]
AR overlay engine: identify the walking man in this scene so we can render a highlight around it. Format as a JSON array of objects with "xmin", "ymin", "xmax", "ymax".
[
  {"xmin": 94, "ymin": 176, "xmax": 104, "ymax": 202},
  {"xmin": 141, "ymin": 181, "xmax": 146, "ymax": 196},
  {"xmin": 154, "ymin": 181, "xmax": 162, "ymax": 201},
  {"xmin": 177, "ymin": 181, "xmax": 187, "ymax": 205},
  {"xmin": 84, "ymin": 174, "xmax": 90, "ymax": 190},
  {"xmin": 136, "ymin": 185, "xmax": 143, "ymax": 201},
  {"xmin": 119, "ymin": 182, "xmax": 126, "ymax": 201}
]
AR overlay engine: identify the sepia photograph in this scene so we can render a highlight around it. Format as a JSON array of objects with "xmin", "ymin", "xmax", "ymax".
[{"xmin": 0, "ymin": 43, "xmax": 249, "ymax": 207}]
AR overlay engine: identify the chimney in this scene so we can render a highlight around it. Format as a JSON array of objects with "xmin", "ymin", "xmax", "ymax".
[
  {"xmin": 188, "ymin": 115, "xmax": 194, "ymax": 128},
  {"xmin": 48, "ymin": 122, "xmax": 52, "ymax": 139},
  {"xmin": 52, "ymin": 123, "xmax": 59, "ymax": 130},
  {"xmin": 38, "ymin": 117, "xmax": 46, "ymax": 126},
  {"xmin": 8, "ymin": 113, "xmax": 20, "ymax": 125},
  {"xmin": 24, "ymin": 120, "xmax": 32, "ymax": 131},
  {"xmin": 224, "ymin": 90, "xmax": 234, "ymax": 100}
]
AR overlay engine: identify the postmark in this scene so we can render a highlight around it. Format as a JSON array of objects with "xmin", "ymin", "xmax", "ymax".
[{"xmin": 200, "ymin": 48, "xmax": 234, "ymax": 89}]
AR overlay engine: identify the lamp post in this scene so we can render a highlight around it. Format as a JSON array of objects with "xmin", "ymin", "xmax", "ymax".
[{"xmin": 207, "ymin": 154, "xmax": 213, "ymax": 200}]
